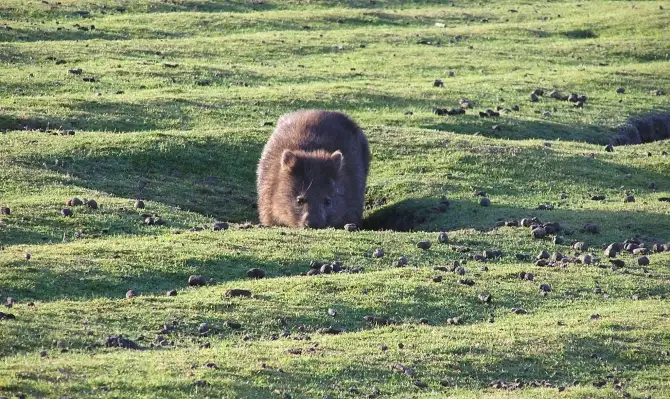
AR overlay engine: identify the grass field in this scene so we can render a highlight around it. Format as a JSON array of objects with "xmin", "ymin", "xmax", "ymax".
[{"xmin": 1, "ymin": 0, "xmax": 670, "ymax": 398}]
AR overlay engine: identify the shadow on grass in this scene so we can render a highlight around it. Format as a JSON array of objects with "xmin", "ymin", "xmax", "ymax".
[
  {"xmin": 1, "ymin": 89, "xmax": 616, "ymax": 144},
  {"xmin": 422, "ymin": 114, "xmax": 613, "ymax": 144},
  {"xmin": 363, "ymin": 196, "xmax": 670, "ymax": 240},
  {"xmin": 27, "ymin": 133, "xmax": 262, "ymax": 222},
  {"xmin": 4, "ymin": 127, "xmax": 668, "ymax": 247}
]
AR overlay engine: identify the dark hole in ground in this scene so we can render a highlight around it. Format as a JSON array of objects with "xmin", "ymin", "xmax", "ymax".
[
  {"xmin": 362, "ymin": 199, "xmax": 431, "ymax": 232},
  {"xmin": 609, "ymin": 112, "xmax": 670, "ymax": 146}
]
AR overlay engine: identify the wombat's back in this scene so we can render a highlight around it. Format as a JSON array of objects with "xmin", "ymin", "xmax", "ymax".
[{"xmin": 256, "ymin": 110, "xmax": 371, "ymax": 228}]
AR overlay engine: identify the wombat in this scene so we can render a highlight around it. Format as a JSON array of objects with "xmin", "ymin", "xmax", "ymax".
[{"xmin": 256, "ymin": 109, "xmax": 371, "ymax": 229}]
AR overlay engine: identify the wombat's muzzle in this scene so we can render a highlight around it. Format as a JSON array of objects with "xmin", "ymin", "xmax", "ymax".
[{"xmin": 302, "ymin": 213, "xmax": 326, "ymax": 229}]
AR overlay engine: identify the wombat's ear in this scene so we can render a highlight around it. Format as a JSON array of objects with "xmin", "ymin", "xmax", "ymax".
[
  {"xmin": 281, "ymin": 150, "xmax": 298, "ymax": 170},
  {"xmin": 330, "ymin": 150, "xmax": 344, "ymax": 171}
]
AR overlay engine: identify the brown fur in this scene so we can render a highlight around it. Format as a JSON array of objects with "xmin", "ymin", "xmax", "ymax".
[{"xmin": 256, "ymin": 109, "xmax": 371, "ymax": 229}]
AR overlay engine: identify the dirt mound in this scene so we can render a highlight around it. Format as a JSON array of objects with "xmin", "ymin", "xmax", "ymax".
[{"xmin": 609, "ymin": 113, "xmax": 670, "ymax": 146}]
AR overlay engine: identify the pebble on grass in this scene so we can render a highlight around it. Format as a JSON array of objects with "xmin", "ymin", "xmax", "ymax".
[
  {"xmin": 225, "ymin": 289, "xmax": 252, "ymax": 297},
  {"xmin": 247, "ymin": 268, "xmax": 265, "ymax": 279},
  {"xmin": 344, "ymin": 223, "xmax": 358, "ymax": 232},
  {"xmin": 417, "ymin": 240, "xmax": 431, "ymax": 250},
  {"xmin": 212, "ymin": 222, "xmax": 229, "ymax": 231},
  {"xmin": 188, "ymin": 275, "xmax": 207, "ymax": 286}
]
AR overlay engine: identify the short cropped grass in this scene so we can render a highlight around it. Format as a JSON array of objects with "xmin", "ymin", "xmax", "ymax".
[{"xmin": 1, "ymin": 1, "xmax": 670, "ymax": 398}]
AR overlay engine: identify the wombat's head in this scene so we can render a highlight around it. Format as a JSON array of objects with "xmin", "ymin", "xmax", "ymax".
[{"xmin": 275, "ymin": 149, "xmax": 343, "ymax": 229}]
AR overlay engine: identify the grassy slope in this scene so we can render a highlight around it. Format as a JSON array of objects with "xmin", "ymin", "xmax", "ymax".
[{"xmin": 1, "ymin": 0, "xmax": 670, "ymax": 398}]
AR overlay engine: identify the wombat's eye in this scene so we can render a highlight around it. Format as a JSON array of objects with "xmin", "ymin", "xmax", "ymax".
[
  {"xmin": 324, "ymin": 197, "xmax": 332, "ymax": 207},
  {"xmin": 296, "ymin": 196, "xmax": 307, "ymax": 206}
]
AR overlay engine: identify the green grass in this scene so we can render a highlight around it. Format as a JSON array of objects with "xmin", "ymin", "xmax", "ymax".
[{"xmin": 1, "ymin": 0, "xmax": 670, "ymax": 398}]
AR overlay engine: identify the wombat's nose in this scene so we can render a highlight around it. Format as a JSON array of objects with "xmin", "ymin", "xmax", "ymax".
[{"xmin": 303, "ymin": 217, "xmax": 324, "ymax": 229}]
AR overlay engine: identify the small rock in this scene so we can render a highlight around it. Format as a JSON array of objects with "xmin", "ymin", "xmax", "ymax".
[
  {"xmin": 603, "ymin": 244, "xmax": 619, "ymax": 257},
  {"xmin": 573, "ymin": 242, "xmax": 588, "ymax": 251},
  {"xmin": 320, "ymin": 264, "xmax": 333, "ymax": 274},
  {"xmin": 212, "ymin": 222, "xmax": 229, "ymax": 231},
  {"xmin": 225, "ymin": 320, "xmax": 242, "ymax": 329},
  {"xmin": 417, "ymin": 240, "xmax": 431, "ymax": 250},
  {"xmin": 318, "ymin": 327, "xmax": 343, "ymax": 335},
  {"xmin": 478, "ymin": 293, "xmax": 492, "ymax": 303},
  {"xmin": 344, "ymin": 223, "xmax": 358, "ymax": 232},
  {"xmin": 579, "ymin": 254, "xmax": 592, "ymax": 265},
  {"xmin": 531, "ymin": 227, "xmax": 547, "ymax": 239},
  {"xmin": 226, "ymin": 289, "xmax": 252, "ymax": 297},
  {"xmin": 632, "ymin": 247, "xmax": 649, "ymax": 256},
  {"xmin": 188, "ymin": 275, "xmax": 207, "ymax": 286},
  {"xmin": 247, "ymin": 268, "xmax": 265, "ymax": 279}
]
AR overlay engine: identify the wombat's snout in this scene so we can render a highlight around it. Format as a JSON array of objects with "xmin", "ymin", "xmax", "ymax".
[{"xmin": 301, "ymin": 212, "xmax": 326, "ymax": 229}]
